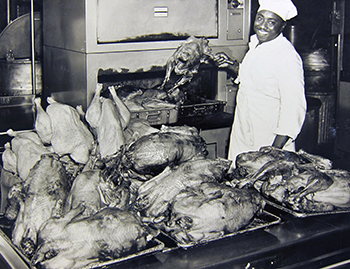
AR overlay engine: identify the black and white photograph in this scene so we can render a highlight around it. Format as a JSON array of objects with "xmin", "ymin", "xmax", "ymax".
[{"xmin": 0, "ymin": 0, "xmax": 350, "ymax": 268}]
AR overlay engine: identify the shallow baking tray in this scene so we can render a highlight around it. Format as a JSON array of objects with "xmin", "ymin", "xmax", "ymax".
[
  {"xmin": 0, "ymin": 214, "xmax": 164, "ymax": 269},
  {"xmin": 130, "ymin": 106, "xmax": 178, "ymax": 126},
  {"xmin": 82, "ymin": 239, "xmax": 165, "ymax": 269},
  {"xmin": 159, "ymin": 210, "xmax": 281, "ymax": 249},
  {"xmin": 265, "ymin": 199, "xmax": 350, "ymax": 218},
  {"xmin": 179, "ymin": 94, "xmax": 226, "ymax": 118}
]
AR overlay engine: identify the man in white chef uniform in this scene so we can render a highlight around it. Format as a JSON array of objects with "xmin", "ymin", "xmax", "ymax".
[{"xmin": 215, "ymin": 0, "xmax": 306, "ymax": 168}]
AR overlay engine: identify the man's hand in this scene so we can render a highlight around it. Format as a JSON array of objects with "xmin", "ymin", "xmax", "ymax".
[{"xmin": 213, "ymin": 52, "xmax": 239, "ymax": 74}]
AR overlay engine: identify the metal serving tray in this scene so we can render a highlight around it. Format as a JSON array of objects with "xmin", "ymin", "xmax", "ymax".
[
  {"xmin": 159, "ymin": 210, "xmax": 281, "ymax": 249},
  {"xmin": 0, "ymin": 215, "xmax": 164, "ymax": 269},
  {"xmin": 264, "ymin": 199, "xmax": 350, "ymax": 218}
]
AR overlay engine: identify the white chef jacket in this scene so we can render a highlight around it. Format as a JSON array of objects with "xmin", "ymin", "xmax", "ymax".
[{"xmin": 228, "ymin": 33, "xmax": 306, "ymax": 166}]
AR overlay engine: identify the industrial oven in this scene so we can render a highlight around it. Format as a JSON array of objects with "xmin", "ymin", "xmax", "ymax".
[{"xmin": 42, "ymin": 0, "xmax": 251, "ymax": 111}]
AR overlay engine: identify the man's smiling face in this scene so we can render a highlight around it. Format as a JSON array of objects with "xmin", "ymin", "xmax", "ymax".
[{"xmin": 254, "ymin": 10, "xmax": 286, "ymax": 44}]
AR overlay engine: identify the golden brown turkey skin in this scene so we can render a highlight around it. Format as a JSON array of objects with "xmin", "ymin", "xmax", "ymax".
[
  {"xmin": 165, "ymin": 182, "xmax": 264, "ymax": 245},
  {"xmin": 32, "ymin": 206, "xmax": 152, "ymax": 269}
]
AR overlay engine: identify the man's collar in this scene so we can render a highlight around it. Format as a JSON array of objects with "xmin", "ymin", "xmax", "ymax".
[{"xmin": 249, "ymin": 33, "xmax": 284, "ymax": 49}]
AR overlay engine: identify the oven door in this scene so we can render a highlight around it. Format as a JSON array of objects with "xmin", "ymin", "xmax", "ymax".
[{"xmin": 96, "ymin": 0, "xmax": 218, "ymax": 43}]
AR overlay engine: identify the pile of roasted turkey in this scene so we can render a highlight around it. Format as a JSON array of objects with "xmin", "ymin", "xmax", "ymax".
[{"xmin": 1, "ymin": 83, "xmax": 350, "ymax": 268}]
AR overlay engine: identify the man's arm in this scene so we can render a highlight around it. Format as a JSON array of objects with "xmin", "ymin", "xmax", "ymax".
[{"xmin": 272, "ymin": 135, "xmax": 291, "ymax": 149}]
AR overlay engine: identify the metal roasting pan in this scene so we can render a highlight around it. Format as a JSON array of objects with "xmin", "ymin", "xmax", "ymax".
[
  {"xmin": 0, "ymin": 226, "xmax": 33, "ymax": 269},
  {"xmin": 0, "ymin": 214, "xmax": 164, "ymax": 269},
  {"xmin": 82, "ymin": 239, "xmax": 165, "ymax": 269},
  {"xmin": 179, "ymin": 94, "xmax": 227, "ymax": 118},
  {"xmin": 159, "ymin": 210, "xmax": 281, "ymax": 249},
  {"xmin": 264, "ymin": 199, "xmax": 350, "ymax": 218},
  {"xmin": 130, "ymin": 106, "xmax": 178, "ymax": 125}
]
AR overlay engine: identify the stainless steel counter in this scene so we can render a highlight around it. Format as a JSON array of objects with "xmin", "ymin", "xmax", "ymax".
[{"xmin": 0, "ymin": 194, "xmax": 350, "ymax": 268}]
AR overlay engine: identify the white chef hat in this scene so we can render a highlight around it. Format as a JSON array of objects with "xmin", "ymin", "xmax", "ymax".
[{"xmin": 258, "ymin": 0, "xmax": 298, "ymax": 21}]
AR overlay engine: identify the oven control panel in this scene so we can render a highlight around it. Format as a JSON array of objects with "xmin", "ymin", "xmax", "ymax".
[{"xmin": 227, "ymin": 0, "xmax": 245, "ymax": 40}]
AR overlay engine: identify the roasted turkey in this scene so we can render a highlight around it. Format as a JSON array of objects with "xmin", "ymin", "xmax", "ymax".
[
  {"xmin": 32, "ymin": 206, "xmax": 154, "ymax": 269},
  {"xmin": 64, "ymin": 170, "xmax": 103, "ymax": 219},
  {"xmin": 164, "ymin": 182, "xmax": 264, "ymax": 245},
  {"xmin": 312, "ymin": 169, "xmax": 350, "ymax": 208},
  {"xmin": 0, "ymin": 168, "xmax": 22, "ymax": 216},
  {"xmin": 64, "ymin": 169, "xmax": 130, "ymax": 220},
  {"xmin": 11, "ymin": 154, "xmax": 69, "ymax": 258},
  {"xmin": 251, "ymin": 159, "xmax": 334, "ymax": 211},
  {"xmin": 232, "ymin": 146, "xmax": 333, "ymax": 186},
  {"xmin": 116, "ymin": 86, "xmax": 175, "ymax": 111},
  {"xmin": 135, "ymin": 158, "xmax": 232, "ymax": 220},
  {"xmin": 231, "ymin": 147, "xmax": 350, "ymax": 213},
  {"xmin": 121, "ymin": 125, "xmax": 208, "ymax": 178},
  {"xmin": 159, "ymin": 36, "xmax": 212, "ymax": 101},
  {"xmin": 250, "ymin": 160, "xmax": 350, "ymax": 212},
  {"xmin": 123, "ymin": 118, "xmax": 159, "ymax": 144}
]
